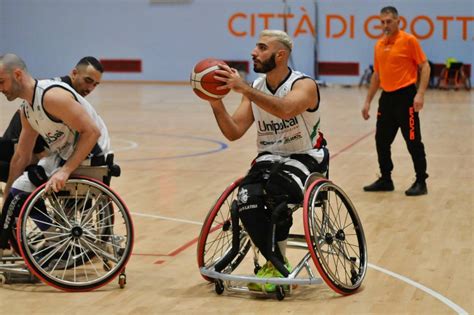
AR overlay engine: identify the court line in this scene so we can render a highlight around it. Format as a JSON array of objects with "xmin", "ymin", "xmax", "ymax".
[
  {"xmin": 131, "ymin": 211, "xmax": 202, "ymax": 225},
  {"xmin": 112, "ymin": 139, "xmax": 139, "ymax": 153},
  {"xmin": 330, "ymin": 130, "xmax": 375, "ymax": 160},
  {"xmin": 368, "ymin": 263, "xmax": 468, "ymax": 315},
  {"xmin": 111, "ymin": 132, "xmax": 228, "ymax": 162}
]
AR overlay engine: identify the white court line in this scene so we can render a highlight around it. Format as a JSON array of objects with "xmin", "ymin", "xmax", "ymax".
[
  {"xmin": 131, "ymin": 210, "xmax": 469, "ymax": 314},
  {"xmin": 112, "ymin": 139, "xmax": 139, "ymax": 152},
  {"xmin": 368, "ymin": 263, "xmax": 468, "ymax": 315},
  {"xmin": 131, "ymin": 211, "xmax": 202, "ymax": 226}
]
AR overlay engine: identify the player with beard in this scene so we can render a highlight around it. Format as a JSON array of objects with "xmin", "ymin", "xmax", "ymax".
[{"xmin": 206, "ymin": 30, "xmax": 329, "ymax": 292}]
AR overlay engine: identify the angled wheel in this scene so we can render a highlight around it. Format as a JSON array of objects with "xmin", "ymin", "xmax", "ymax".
[
  {"xmin": 303, "ymin": 179, "xmax": 367, "ymax": 295},
  {"xmin": 16, "ymin": 176, "xmax": 134, "ymax": 292},
  {"xmin": 197, "ymin": 178, "xmax": 251, "ymax": 281}
]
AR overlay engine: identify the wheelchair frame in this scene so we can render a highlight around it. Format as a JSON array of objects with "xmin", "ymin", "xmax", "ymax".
[
  {"xmin": 197, "ymin": 173, "xmax": 368, "ymax": 300},
  {"xmin": 0, "ymin": 156, "xmax": 134, "ymax": 292}
]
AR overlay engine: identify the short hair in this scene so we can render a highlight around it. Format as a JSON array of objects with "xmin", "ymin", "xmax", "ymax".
[
  {"xmin": 76, "ymin": 56, "xmax": 104, "ymax": 73},
  {"xmin": 380, "ymin": 6, "xmax": 399, "ymax": 18},
  {"xmin": 260, "ymin": 29, "xmax": 293, "ymax": 52},
  {"xmin": 0, "ymin": 53, "xmax": 28, "ymax": 73}
]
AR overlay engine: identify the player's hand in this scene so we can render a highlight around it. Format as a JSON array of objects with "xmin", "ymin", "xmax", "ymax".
[
  {"xmin": 45, "ymin": 168, "xmax": 70, "ymax": 193},
  {"xmin": 361, "ymin": 101, "xmax": 371, "ymax": 120},
  {"xmin": 214, "ymin": 64, "xmax": 247, "ymax": 93}
]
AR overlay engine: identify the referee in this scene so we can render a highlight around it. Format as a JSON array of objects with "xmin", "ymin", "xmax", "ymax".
[{"xmin": 361, "ymin": 6, "xmax": 430, "ymax": 196}]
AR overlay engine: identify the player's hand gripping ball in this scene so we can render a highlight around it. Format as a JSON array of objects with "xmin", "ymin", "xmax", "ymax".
[{"xmin": 190, "ymin": 58, "xmax": 230, "ymax": 101}]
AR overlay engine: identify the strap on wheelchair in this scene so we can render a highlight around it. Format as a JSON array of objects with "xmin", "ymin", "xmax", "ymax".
[
  {"xmin": 267, "ymin": 202, "xmax": 291, "ymax": 277},
  {"xmin": 214, "ymin": 200, "xmax": 241, "ymax": 273}
]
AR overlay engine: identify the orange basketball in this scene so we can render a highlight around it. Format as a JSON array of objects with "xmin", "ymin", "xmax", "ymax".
[{"xmin": 190, "ymin": 58, "xmax": 230, "ymax": 101}]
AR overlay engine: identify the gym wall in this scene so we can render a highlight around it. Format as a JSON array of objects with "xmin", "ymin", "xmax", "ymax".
[{"xmin": 1, "ymin": 0, "xmax": 472, "ymax": 84}]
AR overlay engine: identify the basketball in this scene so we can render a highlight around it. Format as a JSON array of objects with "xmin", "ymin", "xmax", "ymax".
[{"xmin": 190, "ymin": 58, "xmax": 230, "ymax": 101}]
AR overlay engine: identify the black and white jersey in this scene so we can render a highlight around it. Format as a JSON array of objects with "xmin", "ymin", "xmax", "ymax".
[{"xmin": 21, "ymin": 79, "xmax": 110, "ymax": 160}]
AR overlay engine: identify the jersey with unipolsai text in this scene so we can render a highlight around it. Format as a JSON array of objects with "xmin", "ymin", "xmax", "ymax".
[
  {"xmin": 251, "ymin": 69, "xmax": 320, "ymax": 155},
  {"xmin": 21, "ymin": 79, "xmax": 110, "ymax": 160}
]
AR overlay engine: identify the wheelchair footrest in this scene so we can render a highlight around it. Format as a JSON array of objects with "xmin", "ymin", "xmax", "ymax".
[
  {"xmin": 200, "ymin": 267, "xmax": 323, "ymax": 286},
  {"xmin": 0, "ymin": 271, "xmax": 40, "ymax": 284}
]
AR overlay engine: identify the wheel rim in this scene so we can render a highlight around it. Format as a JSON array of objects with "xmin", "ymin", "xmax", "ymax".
[
  {"xmin": 18, "ymin": 178, "xmax": 133, "ymax": 291},
  {"xmin": 305, "ymin": 181, "xmax": 367, "ymax": 293}
]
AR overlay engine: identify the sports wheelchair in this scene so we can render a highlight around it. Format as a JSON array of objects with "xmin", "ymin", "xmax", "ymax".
[
  {"xmin": 197, "ymin": 173, "xmax": 367, "ymax": 300},
  {"xmin": 437, "ymin": 62, "xmax": 471, "ymax": 90},
  {"xmin": 0, "ymin": 154, "xmax": 134, "ymax": 292}
]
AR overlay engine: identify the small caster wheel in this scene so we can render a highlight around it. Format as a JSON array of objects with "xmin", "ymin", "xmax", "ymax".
[
  {"xmin": 214, "ymin": 279, "xmax": 224, "ymax": 295},
  {"xmin": 254, "ymin": 264, "xmax": 261, "ymax": 275},
  {"xmin": 276, "ymin": 285, "xmax": 285, "ymax": 301},
  {"xmin": 118, "ymin": 274, "xmax": 126, "ymax": 289},
  {"xmin": 0, "ymin": 273, "xmax": 6, "ymax": 285}
]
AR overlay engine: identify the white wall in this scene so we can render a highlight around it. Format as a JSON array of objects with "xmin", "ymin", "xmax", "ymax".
[{"xmin": 1, "ymin": 0, "xmax": 473, "ymax": 84}]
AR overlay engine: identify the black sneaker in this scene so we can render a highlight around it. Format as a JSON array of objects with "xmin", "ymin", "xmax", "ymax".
[
  {"xmin": 405, "ymin": 181, "xmax": 427, "ymax": 196},
  {"xmin": 363, "ymin": 178, "xmax": 394, "ymax": 192}
]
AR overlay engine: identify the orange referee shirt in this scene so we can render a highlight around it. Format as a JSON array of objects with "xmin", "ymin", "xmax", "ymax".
[{"xmin": 374, "ymin": 30, "xmax": 427, "ymax": 92}]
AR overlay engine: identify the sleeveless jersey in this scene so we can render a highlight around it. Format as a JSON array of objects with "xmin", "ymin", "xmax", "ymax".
[
  {"xmin": 251, "ymin": 69, "xmax": 320, "ymax": 155},
  {"xmin": 21, "ymin": 79, "xmax": 110, "ymax": 160}
]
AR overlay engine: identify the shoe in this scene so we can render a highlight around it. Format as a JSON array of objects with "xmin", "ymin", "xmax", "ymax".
[
  {"xmin": 363, "ymin": 177, "xmax": 394, "ymax": 192},
  {"xmin": 247, "ymin": 261, "xmax": 272, "ymax": 291},
  {"xmin": 405, "ymin": 181, "xmax": 427, "ymax": 196},
  {"xmin": 266, "ymin": 259, "xmax": 293, "ymax": 292},
  {"xmin": 248, "ymin": 259, "xmax": 293, "ymax": 293}
]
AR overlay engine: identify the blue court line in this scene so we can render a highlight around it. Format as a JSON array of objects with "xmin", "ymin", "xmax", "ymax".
[{"xmin": 112, "ymin": 132, "xmax": 228, "ymax": 162}]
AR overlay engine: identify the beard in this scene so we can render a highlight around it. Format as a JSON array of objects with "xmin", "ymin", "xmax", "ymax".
[
  {"xmin": 253, "ymin": 53, "xmax": 277, "ymax": 73},
  {"xmin": 4, "ymin": 77, "xmax": 21, "ymax": 101}
]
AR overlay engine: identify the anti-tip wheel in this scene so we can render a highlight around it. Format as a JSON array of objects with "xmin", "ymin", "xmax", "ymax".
[
  {"xmin": 119, "ymin": 274, "xmax": 127, "ymax": 289},
  {"xmin": 215, "ymin": 279, "xmax": 224, "ymax": 295},
  {"xmin": 276, "ymin": 285, "xmax": 285, "ymax": 301}
]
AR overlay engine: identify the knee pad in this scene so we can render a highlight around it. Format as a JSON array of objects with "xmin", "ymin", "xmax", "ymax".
[{"xmin": 26, "ymin": 164, "xmax": 48, "ymax": 187}]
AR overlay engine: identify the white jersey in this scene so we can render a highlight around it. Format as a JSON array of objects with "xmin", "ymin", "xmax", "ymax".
[
  {"xmin": 21, "ymin": 79, "xmax": 110, "ymax": 160},
  {"xmin": 251, "ymin": 69, "xmax": 321, "ymax": 155}
]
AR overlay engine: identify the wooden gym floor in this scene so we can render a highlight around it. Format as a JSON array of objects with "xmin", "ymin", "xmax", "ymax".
[{"xmin": 0, "ymin": 83, "xmax": 472, "ymax": 314}]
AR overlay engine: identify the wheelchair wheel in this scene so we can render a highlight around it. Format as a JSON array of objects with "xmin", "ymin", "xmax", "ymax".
[
  {"xmin": 303, "ymin": 179, "xmax": 367, "ymax": 295},
  {"xmin": 197, "ymin": 178, "xmax": 251, "ymax": 282},
  {"xmin": 16, "ymin": 176, "xmax": 134, "ymax": 292}
]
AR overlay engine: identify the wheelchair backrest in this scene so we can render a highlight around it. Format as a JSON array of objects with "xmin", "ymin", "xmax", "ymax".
[{"xmin": 72, "ymin": 153, "xmax": 121, "ymax": 185}]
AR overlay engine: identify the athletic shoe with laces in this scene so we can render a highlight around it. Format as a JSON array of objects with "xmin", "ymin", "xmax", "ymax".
[
  {"xmin": 247, "ymin": 259, "xmax": 293, "ymax": 293},
  {"xmin": 263, "ymin": 259, "xmax": 293, "ymax": 293},
  {"xmin": 247, "ymin": 261, "xmax": 272, "ymax": 291}
]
